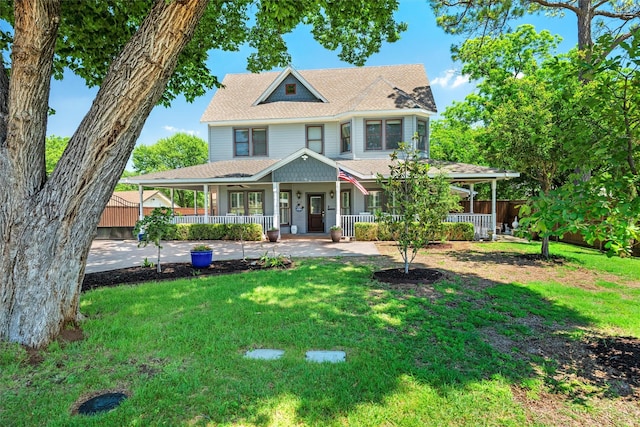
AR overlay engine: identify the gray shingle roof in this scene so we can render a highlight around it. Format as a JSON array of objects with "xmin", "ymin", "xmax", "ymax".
[
  {"xmin": 126, "ymin": 157, "xmax": 517, "ymax": 185},
  {"xmin": 200, "ymin": 64, "xmax": 437, "ymax": 123}
]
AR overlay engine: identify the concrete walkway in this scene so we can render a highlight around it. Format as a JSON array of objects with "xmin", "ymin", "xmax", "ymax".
[{"xmin": 86, "ymin": 238, "xmax": 380, "ymax": 273}]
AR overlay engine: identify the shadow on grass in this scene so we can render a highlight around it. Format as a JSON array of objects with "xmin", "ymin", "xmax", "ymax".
[{"xmin": 13, "ymin": 256, "xmax": 630, "ymax": 426}]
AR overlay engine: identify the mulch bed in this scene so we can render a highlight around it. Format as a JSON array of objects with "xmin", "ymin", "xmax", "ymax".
[
  {"xmin": 372, "ymin": 267, "xmax": 443, "ymax": 285},
  {"xmin": 82, "ymin": 259, "xmax": 291, "ymax": 291}
]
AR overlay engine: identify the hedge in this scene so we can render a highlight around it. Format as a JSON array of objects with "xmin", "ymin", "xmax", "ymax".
[
  {"xmin": 170, "ymin": 223, "xmax": 263, "ymax": 241},
  {"xmin": 354, "ymin": 221, "xmax": 475, "ymax": 242}
]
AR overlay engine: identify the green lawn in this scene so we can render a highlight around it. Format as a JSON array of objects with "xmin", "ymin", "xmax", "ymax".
[{"xmin": 1, "ymin": 242, "xmax": 638, "ymax": 426}]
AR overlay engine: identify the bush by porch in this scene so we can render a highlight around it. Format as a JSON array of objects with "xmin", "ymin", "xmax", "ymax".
[
  {"xmin": 169, "ymin": 223, "xmax": 263, "ymax": 241},
  {"xmin": 355, "ymin": 222, "xmax": 475, "ymax": 242}
]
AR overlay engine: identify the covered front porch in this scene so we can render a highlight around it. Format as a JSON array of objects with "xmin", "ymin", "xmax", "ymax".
[{"xmin": 122, "ymin": 148, "xmax": 518, "ymax": 240}]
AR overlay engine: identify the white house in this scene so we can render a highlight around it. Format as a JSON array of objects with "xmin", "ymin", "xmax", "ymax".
[{"xmin": 124, "ymin": 64, "xmax": 518, "ymax": 237}]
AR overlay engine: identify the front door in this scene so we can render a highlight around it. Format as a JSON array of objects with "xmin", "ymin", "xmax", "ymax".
[{"xmin": 307, "ymin": 194, "xmax": 325, "ymax": 232}]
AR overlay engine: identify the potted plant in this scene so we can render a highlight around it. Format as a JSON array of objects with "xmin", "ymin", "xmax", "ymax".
[
  {"xmin": 190, "ymin": 244, "xmax": 213, "ymax": 268},
  {"xmin": 266, "ymin": 227, "xmax": 279, "ymax": 243},
  {"xmin": 330, "ymin": 225, "xmax": 342, "ymax": 243}
]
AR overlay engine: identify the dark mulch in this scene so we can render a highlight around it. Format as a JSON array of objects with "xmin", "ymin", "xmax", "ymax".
[
  {"xmin": 82, "ymin": 259, "xmax": 291, "ymax": 291},
  {"xmin": 589, "ymin": 336, "xmax": 640, "ymax": 387},
  {"xmin": 373, "ymin": 267, "xmax": 443, "ymax": 285}
]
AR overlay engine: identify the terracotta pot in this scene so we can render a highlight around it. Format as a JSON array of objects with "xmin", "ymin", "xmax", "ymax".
[
  {"xmin": 330, "ymin": 229, "xmax": 342, "ymax": 243},
  {"xmin": 267, "ymin": 230, "xmax": 279, "ymax": 242}
]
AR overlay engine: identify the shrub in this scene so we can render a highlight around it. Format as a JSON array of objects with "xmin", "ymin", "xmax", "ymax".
[
  {"xmin": 355, "ymin": 223, "xmax": 378, "ymax": 241},
  {"xmin": 354, "ymin": 221, "xmax": 475, "ymax": 242},
  {"xmin": 441, "ymin": 222, "xmax": 475, "ymax": 241},
  {"xmin": 171, "ymin": 223, "xmax": 262, "ymax": 241}
]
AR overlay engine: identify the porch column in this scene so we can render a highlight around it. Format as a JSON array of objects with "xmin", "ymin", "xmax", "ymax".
[
  {"xmin": 194, "ymin": 190, "xmax": 197, "ymax": 215},
  {"xmin": 204, "ymin": 185, "xmax": 209, "ymax": 223},
  {"xmin": 335, "ymin": 180, "xmax": 341, "ymax": 229},
  {"xmin": 469, "ymin": 184, "xmax": 474, "ymax": 214},
  {"xmin": 138, "ymin": 185, "xmax": 144, "ymax": 219},
  {"xmin": 491, "ymin": 180, "xmax": 497, "ymax": 240},
  {"xmin": 272, "ymin": 182, "xmax": 280, "ymax": 233},
  {"xmin": 170, "ymin": 188, "xmax": 175, "ymax": 211}
]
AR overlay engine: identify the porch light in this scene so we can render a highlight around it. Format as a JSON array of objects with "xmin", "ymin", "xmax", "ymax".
[
  {"xmin": 297, "ymin": 191, "xmax": 301, "ymax": 199},
  {"xmin": 329, "ymin": 190, "xmax": 334, "ymax": 199}
]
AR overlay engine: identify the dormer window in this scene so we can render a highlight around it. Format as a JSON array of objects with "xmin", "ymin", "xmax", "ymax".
[{"xmin": 285, "ymin": 83, "xmax": 296, "ymax": 95}]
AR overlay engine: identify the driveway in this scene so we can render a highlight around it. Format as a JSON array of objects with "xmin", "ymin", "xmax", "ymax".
[{"xmin": 86, "ymin": 238, "xmax": 380, "ymax": 273}]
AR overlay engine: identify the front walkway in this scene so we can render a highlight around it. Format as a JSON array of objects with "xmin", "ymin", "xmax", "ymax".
[{"xmin": 86, "ymin": 237, "xmax": 380, "ymax": 273}]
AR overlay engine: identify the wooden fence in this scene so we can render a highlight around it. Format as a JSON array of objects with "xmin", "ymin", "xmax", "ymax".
[{"xmin": 98, "ymin": 206, "xmax": 206, "ymax": 227}]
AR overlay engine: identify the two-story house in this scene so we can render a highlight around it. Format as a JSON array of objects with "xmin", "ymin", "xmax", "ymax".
[{"xmin": 125, "ymin": 64, "xmax": 518, "ymax": 238}]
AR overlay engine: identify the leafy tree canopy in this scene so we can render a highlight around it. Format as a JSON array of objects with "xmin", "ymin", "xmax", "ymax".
[
  {"xmin": 0, "ymin": 0, "xmax": 407, "ymax": 106},
  {"xmin": 429, "ymin": 0, "xmax": 640, "ymax": 54},
  {"xmin": 132, "ymin": 132, "xmax": 207, "ymax": 174}
]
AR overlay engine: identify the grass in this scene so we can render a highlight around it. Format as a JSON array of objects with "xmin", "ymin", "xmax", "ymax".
[{"xmin": 1, "ymin": 243, "xmax": 638, "ymax": 426}]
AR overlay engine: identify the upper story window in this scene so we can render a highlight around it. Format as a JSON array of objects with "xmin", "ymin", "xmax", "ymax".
[
  {"xmin": 234, "ymin": 128, "xmax": 267, "ymax": 157},
  {"xmin": 341, "ymin": 122, "xmax": 351, "ymax": 153},
  {"xmin": 306, "ymin": 125, "xmax": 323, "ymax": 154},
  {"xmin": 285, "ymin": 83, "xmax": 296, "ymax": 95},
  {"xmin": 365, "ymin": 119, "xmax": 403, "ymax": 151},
  {"xmin": 417, "ymin": 119, "xmax": 427, "ymax": 151}
]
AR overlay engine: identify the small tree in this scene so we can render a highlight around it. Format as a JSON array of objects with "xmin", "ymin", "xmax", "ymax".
[
  {"xmin": 133, "ymin": 207, "xmax": 175, "ymax": 273},
  {"xmin": 377, "ymin": 142, "xmax": 460, "ymax": 273}
]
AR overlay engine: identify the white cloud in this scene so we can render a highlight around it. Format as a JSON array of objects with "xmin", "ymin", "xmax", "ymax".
[
  {"xmin": 431, "ymin": 69, "xmax": 469, "ymax": 89},
  {"xmin": 162, "ymin": 125, "xmax": 199, "ymax": 136}
]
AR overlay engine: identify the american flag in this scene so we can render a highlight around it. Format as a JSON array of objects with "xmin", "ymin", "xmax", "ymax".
[{"xmin": 338, "ymin": 168, "xmax": 369, "ymax": 195}]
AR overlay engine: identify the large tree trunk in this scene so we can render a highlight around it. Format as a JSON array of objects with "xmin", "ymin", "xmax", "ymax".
[{"xmin": 0, "ymin": 0, "xmax": 209, "ymax": 348}]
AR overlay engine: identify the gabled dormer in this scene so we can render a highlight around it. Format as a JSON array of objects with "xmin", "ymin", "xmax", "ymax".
[{"xmin": 253, "ymin": 65, "xmax": 328, "ymax": 105}]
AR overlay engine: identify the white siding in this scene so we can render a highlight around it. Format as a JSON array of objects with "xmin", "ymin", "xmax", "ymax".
[
  {"xmin": 267, "ymin": 124, "xmax": 306, "ymax": 158},
  {"xmin": 207, "ymin": 115, "xmax": 431, "ymax": 162},
  {"xmin": 323, "ymin": 122, "xmax": 339, "ymax": 157},
  {"xmin": 209, "ymin": 126, "xmax": 233, "ymax": 161}
]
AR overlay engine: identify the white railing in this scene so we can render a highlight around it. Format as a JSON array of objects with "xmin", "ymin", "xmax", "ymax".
[
  {"xmin": 172, "ymin": 215, "xmax": 274, "ymax": 234},
  {"xmin": 341, "ymin": 213, "xmax": 493, "ymax": 239},
  {"xmin": 445, "ymin": 214, "xmax": 493, "ymax": 239}
]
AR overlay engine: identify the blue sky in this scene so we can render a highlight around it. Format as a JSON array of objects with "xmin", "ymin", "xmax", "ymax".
[{"xmin": 45, "ymin": 1, "xmax": 577, "ymax": 169}]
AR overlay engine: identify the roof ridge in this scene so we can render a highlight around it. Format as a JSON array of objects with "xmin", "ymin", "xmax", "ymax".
[{"xmin": 344, "ymin": 76, "xmax": 396, "ymax": 111}]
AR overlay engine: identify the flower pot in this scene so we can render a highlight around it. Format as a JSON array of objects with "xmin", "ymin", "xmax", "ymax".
[
  {"xmin": 267, "ymin": 230, "xmax": 279, "ymax": 242},
  {"xmin": 190, "ymin": 250, "xmax": 212, "ymax": 268},
  {"xmin": 330, "ymin": 229, "xmax": 342, "ymax": 243}
]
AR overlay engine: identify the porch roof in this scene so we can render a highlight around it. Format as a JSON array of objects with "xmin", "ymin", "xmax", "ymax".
[{"xmin": 122, "ymin": 152, "xmax": 518, "ymax": 190}]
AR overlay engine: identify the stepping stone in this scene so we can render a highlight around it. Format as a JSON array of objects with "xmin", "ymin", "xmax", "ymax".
[
  {"xmin": 244, "ymin": 349, "xmax": 284, "ymax": 360},
  {"xmin": 305, "ymin": 350, "xmax": 346, "ymax": 363}
]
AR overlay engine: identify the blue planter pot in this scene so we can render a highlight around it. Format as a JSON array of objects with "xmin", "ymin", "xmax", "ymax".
[{"xmin": 190, "ymin": 251, "xmax": 213, "ymax": 268}]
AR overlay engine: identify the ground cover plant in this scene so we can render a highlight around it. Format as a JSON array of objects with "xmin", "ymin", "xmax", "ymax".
[{"xmin": 1, "ymin": 241, "xmax": 638, "ymax": 426}]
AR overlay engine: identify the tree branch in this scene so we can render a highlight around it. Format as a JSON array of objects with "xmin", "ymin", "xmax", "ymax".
[
  {"xmin": 4, "ymin": 0, "xmax": 60, "ymax": 198},
  {"xmin": 48, "ymin": 0, "xmax": 209, "ymax": 225},
  {"xmin": 530, "ymin": 0, "xmax": 581, "ymax": 15}
]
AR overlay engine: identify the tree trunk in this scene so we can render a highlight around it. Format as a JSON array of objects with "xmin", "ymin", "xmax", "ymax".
[
  {"xmin": 576, "ymin": 0, "xmax": 593, "ymax": 53},
  {"xmin": 0, "ymin": 0, "xmax": 209, "ymax": 348},
  {"xmin": 541, "ymin": 236, "xmax": 550, "ymax": 259}
]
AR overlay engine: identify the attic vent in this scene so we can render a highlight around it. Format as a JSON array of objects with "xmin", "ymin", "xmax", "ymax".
[{"xmin": 285, "ymin": 83, "xmax": 296, "ymax": 95}]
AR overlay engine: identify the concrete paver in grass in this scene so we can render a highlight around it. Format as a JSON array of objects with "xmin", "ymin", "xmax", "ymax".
[
  {"xmin": 244, "ymin": 349, "xmax": 285, "ymax": 360},
  {"xmin": 305, "ymin": 351, "xmax": 346, "ymax": 363}
]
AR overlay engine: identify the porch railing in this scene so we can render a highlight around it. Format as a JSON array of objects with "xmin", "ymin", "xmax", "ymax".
[
  {"xmin": 172, "ymin": 215, "xmax": 274, "ymax": 234},
  {"xmin": 341, "ymin": 213, "xmax": 493, "ymax": 239}
]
